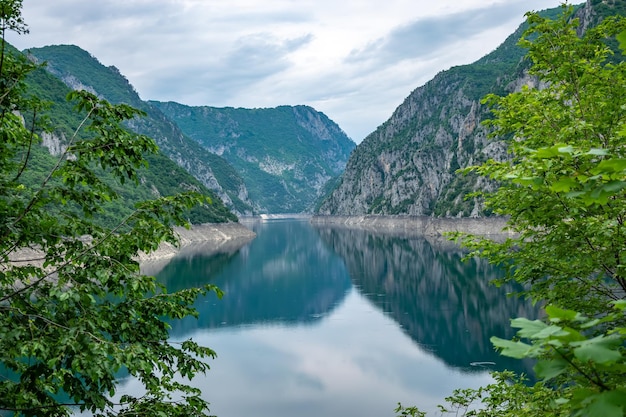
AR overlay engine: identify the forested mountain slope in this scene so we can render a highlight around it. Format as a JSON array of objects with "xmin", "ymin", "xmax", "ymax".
[
  {"xmin": 25, "ymin": 45, "xmax": 254, "ymax": 215},
  {"xmin": 20, "ymin": 54, "xmax": 237, "ymax": 225},
  {"xmin": 152, "ymin": 101, "xmax": 356, "ymax": 213},
  {"xmin": 316, "ymin": 2, "xmax": 617, "ymax": 217}
]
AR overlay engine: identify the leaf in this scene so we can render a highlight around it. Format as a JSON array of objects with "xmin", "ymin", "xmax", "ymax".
[
  {"xmin": 580, "ymin": 318, "xmax": 601, "ymax": 329},
  {"xmin": 513, "ymin": 176, "xmax": 543, "ymax": 188},
  {"xmin": 533, "ymin": 324, "xmax": 569, "ymax": 339},
  {"xmin": 557, "ymin": 145, "xmax": 576, "ymax": 154},
  {"xmin": 592, "ymin": 158, "xmax": 626, "ymax": 175},
  {"xmin": 585, "ymin": 148, "xmax": 610, "ymax": 156},
  {"xmin": 545, "ymin": 305, "xmax": 579, "ymax": 322},
  {"xmin": 601, "ymin": 181, "xmax": 626, "ymax": 194},
  {"xmin": 510, "ymin": 317, "xmax": 548, "ymax": 338},
  {"xmin": 585, "ymin": 391, "xmax": 626, "ymax": 417},
  {"xmin": 533, "ymin": 143, "xmax": 573, "ymax": 158},
  {"xmin": 490, "ymin": 336, "xmax": 533, "ymax": 359},
  {"xmin": 572, "ymin": 336, "xmax": 622, "ymax": 364},
  {"xmin": 617, "ymin": 29, "xmax": 626, "ymax": 53},
  {"xmin": 534, "ymin": 358, "xmax": 569, "ymax": 380},
  {"xmin": 551, "ymin": 177, "xmax": 579, "ymax": 193}
]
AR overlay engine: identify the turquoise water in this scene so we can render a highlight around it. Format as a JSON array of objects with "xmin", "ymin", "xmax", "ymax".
[{"xmin": 118, "ymin": 219, "xmax": 537, "ymax": 417}]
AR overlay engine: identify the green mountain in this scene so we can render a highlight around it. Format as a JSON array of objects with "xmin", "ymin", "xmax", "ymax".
[
  {"xmin": 151, "ymin": 101, "xmax": 356, "ymax": 213},
  {"xmin": 27, "ymin": 44, "xmax": 355, "ymax": 215},
  {"xmin": 25, "ymin": 45, "xmax": 254, "ymax": 215},
  {"xmin": 20, "ymin": 57, "xmax": 237, "ymax": 225},
  {"xmin": 316, "ymin": 1, "xmax": 619, "ymax": 217}
]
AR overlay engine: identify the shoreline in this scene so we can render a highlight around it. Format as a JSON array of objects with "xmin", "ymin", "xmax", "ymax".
[
  {"xmin": 309, "ymin": 215, "xmax": 513, "ymax": 237},
  {"xmin": 138, "ymin": 222, "xmax": 256, "ymax": 275},
  {"xmin": 137, "ymin": 222, "xmax": 256, "ymax": 261},
  {"xmin": 8, "ymin": 222, "xmax": 256, "ymax": 274}
]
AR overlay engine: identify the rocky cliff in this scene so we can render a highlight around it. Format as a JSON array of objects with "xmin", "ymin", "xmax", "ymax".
[
  {"xmin": 21, "ymin": 62, "xmax": 238, "ymax": 225},
  {"xmin": 152, "ymin": 101, "xmax": 356, "ymax": 213},
  {"xmin": 317, "ymin": 2, "xmax": 610, "ymax": 217}
]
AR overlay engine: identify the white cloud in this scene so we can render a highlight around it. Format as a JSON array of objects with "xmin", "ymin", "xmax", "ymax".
[{"xmin": 8, "ymin": 0, "xmax": 567, "ymax": 142}]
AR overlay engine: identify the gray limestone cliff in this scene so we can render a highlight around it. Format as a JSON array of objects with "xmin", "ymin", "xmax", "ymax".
[{"xmin": 317, "ymin": 1, "xmax": 607, "ymax": 218}]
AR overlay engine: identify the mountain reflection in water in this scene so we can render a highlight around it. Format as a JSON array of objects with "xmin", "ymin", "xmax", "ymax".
[
  {"xmin": 157, "ymin": 220, "xmax": 351, "ymax": 334},
  {"xmin": 158, "ymin": 220, "xmax": 537, "ymax": 375},
  {"xmin": 312, "ymin": 226, "xmax": 539, "ymax": 374},
  {"xmin": 127, "ymin": 220, "xmax": 541, "ymax": 417}
]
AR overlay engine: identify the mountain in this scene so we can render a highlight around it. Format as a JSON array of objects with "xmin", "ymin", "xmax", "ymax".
[
  {"xmin": 28, "ymin": 44, "xmax": 355, "ymax": 215},
  {"xmin": 25, "ymin": 45, "xmax": 254, "ymax": 215},
  {"xmin": 151, "ymin": 101, "xmax": 356, "ymax": 213},
  {"xmin": 316, "ymin": 2, "xmax": 616, "ymax": 217},
  {"xmin": 20, "ymin": 56, "xmax": 237, "ymax": 225}
]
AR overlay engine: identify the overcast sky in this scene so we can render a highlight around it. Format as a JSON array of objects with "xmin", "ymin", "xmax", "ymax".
[{"xmin": 8, "ymin": 0, "xmax": 568, "ymax": 143}]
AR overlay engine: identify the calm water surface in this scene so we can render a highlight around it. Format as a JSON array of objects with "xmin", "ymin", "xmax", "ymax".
[{"xmin": 121, "ymin": 220, "xmax": 537, "ymax": 417}]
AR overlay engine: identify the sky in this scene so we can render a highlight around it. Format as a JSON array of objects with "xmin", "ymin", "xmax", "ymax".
[{"xmin": 7, "ymin": 0, "xmax": 568, "ymax": 143}]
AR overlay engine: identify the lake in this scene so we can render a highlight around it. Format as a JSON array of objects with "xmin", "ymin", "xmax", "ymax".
[{"xmin": 122, "ymin": 219, "xmax": 538, "ymax": 417}]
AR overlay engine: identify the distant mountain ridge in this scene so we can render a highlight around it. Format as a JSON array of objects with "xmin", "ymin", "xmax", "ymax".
[
  {"xmin": 316, "ymin": 1, "xmax": 619, "ymax": 218},
  {"xmin": 27, "ymin": 44, "xmax": 355, "ymax": 214},
  {"xmin": 151, "ymin": 101, "xmax": 356, "ymax": 213}
]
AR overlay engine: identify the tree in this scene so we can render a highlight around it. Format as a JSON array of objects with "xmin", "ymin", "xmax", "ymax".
[
  {"xmin": 459, "ymin": 6, "xmax": 626, "ymax": 317},
  {"xmin": 399, "ymin": 5, "xmax": 626, "ymax": 417},
  {"xmin": 1, "ymin": 1, "xmax": 220, "ymax": 415}
]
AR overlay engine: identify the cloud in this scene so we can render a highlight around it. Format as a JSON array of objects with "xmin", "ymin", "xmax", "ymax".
[
  {"xmin": 7, "ymin": 0, "xmax": 566, "ymax": 142},
  {"xmin": 346, "ymin": 1, "xmax": 546, "ymax": 69},
  {"xmin": 224, "ymin": 33, "xmax": 313, "ymax": 77},
  {"xmin": 145, "ymin": 33, "xmax": 313, "ymax": 104}
]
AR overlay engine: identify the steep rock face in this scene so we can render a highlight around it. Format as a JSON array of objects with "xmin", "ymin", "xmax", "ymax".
[
  {"xmin": 318, "ymin": 64, "xmax": 507, "ymax": 217},
  {"xmin": 152, "ymin": 102, "xmax": 356, "ymax": 213},
  {"xmin": 40, "ymin": 131, "xmax": 66, "ymax": 156},
  {"xmin": 318, "ymin": 2, "xmax": 604, "ymax": 217},
  {"xmin": 126, "ymin": 106, "xmax": 254, "ymax": 215},
  {"xmin": 26, "ymin": 45, "xmax": 254, "ymax": 216}
]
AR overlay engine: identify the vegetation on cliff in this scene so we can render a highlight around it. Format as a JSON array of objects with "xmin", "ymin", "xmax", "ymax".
[
  {"xmin": 316, "ymin": 5, "xmax": 577, "ymax": 218},
  {"xmin": 26, "ymin": 44, "xmax": 253, "ymax": 215},
  {"xmin": 152, "ymin": 101, "xmax": 356, "ymax": 213},
  {"xmin": 19, "ymin": 46, "xmax": 237, "ymax": 225}
]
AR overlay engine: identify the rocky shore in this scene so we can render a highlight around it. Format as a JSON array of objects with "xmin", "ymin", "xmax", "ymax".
[
  {"xmin": 138, "ymin": 222, "xmax": 256, "ymax": 275},
  {"xmin": 310, "ymin": 215, "xmax": 513, "ymax": 237},
  {"xmin": 8, "ymin": 222, "xmax": 256, "ymax": 274}
]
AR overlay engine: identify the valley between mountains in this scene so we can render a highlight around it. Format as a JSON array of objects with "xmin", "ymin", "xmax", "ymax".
[{"xmin": 18, "ymin": 1, "xmax": 617, "ymax": 224}]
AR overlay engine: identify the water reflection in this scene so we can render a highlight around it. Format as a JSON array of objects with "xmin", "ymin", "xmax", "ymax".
[
  {"xmin": 158, "ymin": 221, "xmax": 538, "ymax": 374},
  {"xmin": 313, "ymin": 226, "xmax": 539, "ymax": 375},
  {"xmin": 157, "ymin": 220, "xmax": 351, "ymax": 336},
  {"xmin": 126, "ymin": 220, "xmax": 540, "ymax": 417}
]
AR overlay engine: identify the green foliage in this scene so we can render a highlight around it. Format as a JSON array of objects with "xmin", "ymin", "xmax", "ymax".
[
  {"xmin": 20, "ymin": 55, "xmax": 236, "ymax": 225},
  {"xmin": 395, "ymin": 403, "xmax": 426, "ymax": 417},
  {"xmin": 458, "ymin": 7, "xmax": 626, "ymax": 316},
  {"xmin": 397, "ymin": 371, "xmax": 565, "ymax": 417},
  {"xmin": 0, "ymin": 3, "xmax": 220, "ymax": 415},
  {"xmin": 491, "ymin": 302, "xmax": 626, "ymax": 417},
  {"xmin": 402, "ymin": 5, "xmax": 626, "ymax": 417}
]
